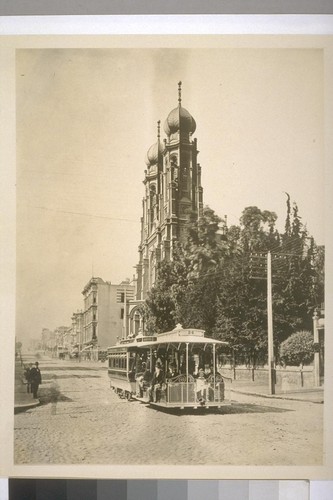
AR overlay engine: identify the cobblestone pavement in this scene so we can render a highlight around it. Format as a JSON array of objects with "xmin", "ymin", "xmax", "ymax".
[{"xmin": 14, "ymin": 357, "xmax": 323, "ymax": 466}]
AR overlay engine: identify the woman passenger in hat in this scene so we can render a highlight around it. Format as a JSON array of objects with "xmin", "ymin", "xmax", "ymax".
[{"xmin": 196, "ymin": 368, "xmax": 207, "ymax": 403}]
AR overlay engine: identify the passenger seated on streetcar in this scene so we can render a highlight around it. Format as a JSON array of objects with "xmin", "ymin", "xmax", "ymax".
[
  {"xmin": 148, "ymin": 361, "xmax": 165, "ymax": 403},
  {"xmin": 166, "ymin": 363, "xmax": 177, "ymax": 380},
  {"xmin": 195, "ymin": 368, "xmax": 208, "ymax": 402},
  {"xmin": 152, "ymin": 349, "xmax": 163, "ymax": 368},
  {"xmin": 178, "ymin": 354, "xmax": 186, "ymax": 374},
  {"xmin": 204, "ymin": 364, "xmax": 212, "ymax": 378}
]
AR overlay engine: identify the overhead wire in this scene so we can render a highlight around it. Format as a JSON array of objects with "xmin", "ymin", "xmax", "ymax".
[{"xmin": 23, "ymin": 204, "xmax": 138, "ymax": 223}]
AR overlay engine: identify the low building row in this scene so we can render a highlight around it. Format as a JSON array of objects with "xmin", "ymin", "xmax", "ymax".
[{"xmin": 40, "ymin": 277, "xmax": 139, "ymax": 360}]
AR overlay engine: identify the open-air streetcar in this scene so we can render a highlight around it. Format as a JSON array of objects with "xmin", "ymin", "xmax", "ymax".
[{"xmin": 107, "ymin": 324, "xmax": 232, "ymax": 409}]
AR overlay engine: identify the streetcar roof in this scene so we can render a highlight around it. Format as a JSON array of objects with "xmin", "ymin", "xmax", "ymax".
[
  {"xmin": 107, "ymin": 326, "xmax": 228, "ymax": 351},
  {"xmin": 141, "ymin": 336, "xmax": 227, "ymax": 348}
]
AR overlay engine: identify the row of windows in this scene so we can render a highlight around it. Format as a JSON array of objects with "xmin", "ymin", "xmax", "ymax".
[
  {"xmin": 116, "ymin": 289, "xmax": 135, "ymax": 303},
  {"xmin": 84, "ymin": 293, "xmax": 97, "ymax": 308},
  {"xmin": 85, "ymin": 310, "xmax": 97, "ymax": 323},
  {"xmin": 83, "ymin": 308, "xmax": 125, "ymax": 322},
  {"xmin": 109, "ymin": 354, "xmax": 127, "ymax": 370}
]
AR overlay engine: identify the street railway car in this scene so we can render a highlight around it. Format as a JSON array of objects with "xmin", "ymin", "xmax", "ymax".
[{"xmin": 107, "ymin": 324, "xmax": 232, "ymax": 409}]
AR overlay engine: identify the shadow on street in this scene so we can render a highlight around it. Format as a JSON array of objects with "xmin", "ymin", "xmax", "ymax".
[
  {"xmin": 145, "ymin": 401, "xmax": 292, "ymax": 417},
  {"xmin": 38, "ymin": 386, "xmax": 73, "ymax": 405},
  {"xmin": 42, "ymin": 373, "xmax": 102, "ymax": 381},
  {"xmin": 41, "ymin": 365, "xmax": 107, "ymax": 372}
]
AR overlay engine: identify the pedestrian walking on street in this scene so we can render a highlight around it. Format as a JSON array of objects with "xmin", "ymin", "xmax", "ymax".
[
  {"xmin": 30, "ymin": 361, "xmax": 42, "ymax": 399},
  {"xmin": 24, "ymin": 363, "xmax": 33, "ymax": 393}
]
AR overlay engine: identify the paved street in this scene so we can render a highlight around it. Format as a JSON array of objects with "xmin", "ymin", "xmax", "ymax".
[{"xmin": 14, "ymin": 356, "xmax": 323, "ymax": 466}]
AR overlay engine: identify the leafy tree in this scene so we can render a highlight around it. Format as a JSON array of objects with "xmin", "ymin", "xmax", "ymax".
[
  {"xmin": 176, "ymin": 273, "xmax": 221, "ymax": 335},
  {"xmin": 145, "ymin": 206, "xmax": 225, "ymax": 333},
  {"xmin": 272, "ymin": 200, "xmax": 322, "ymax": 343},
  {"xmin": 183, "ymin": 206, "xmax": 227, "ymax": 277},
  {"xmin": 144, "ymin": 260, "xmax": 179, "ymax": 334},
  {"xmin": 213, "ymin": 201, "xmax": 322, "ymax": 365},
  {"xmin": 284, "ymin": 192, "xmax": 291, "ymax": 237},
  {"xmin": 144, "ymin": 199, "xmax": 324, "ymax": 368},
  {"xmin": 15, "ymin": 341, "xmax": 22, "ymax": 357},
  {"xmin": 239, "ymin": 206, "xmax": 279, "ymax": 252},
  {"xmin": 279, "ymin": 330, "xmax": 314, "ymax": 367},
  {"xmin": 312, "ymin": 243, "xmax": 325, "ymax": 307}
]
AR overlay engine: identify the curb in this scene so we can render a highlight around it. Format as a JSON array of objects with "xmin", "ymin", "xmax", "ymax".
[
  {"xmin": 231, "ymin": 388, "xmax": 324, "ymax": 404},
  {"xmin": 14, "ymin": 400, "xmax": 40, "ymax": 414}
]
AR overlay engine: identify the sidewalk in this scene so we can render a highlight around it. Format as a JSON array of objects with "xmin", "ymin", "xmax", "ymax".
[
  {"xmin": 14, "ymin": 356, "xmax": 40, "ymax": 414},
  {"xmin": 14, "ymin": 353, "xmax": 107, "ymax": 413},
  {"xmin": 230, "ymin": 379, "xmax": 324, "ymax": 403}
]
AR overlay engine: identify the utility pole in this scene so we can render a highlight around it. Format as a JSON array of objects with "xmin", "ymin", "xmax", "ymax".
[
  {"xmin": 267, "ymin": 251, "xmax": 275, "ymax": 395},
  {"xmin": 250, "ymin": 251, "xmax": 275, "ymax": 395},
  {"xmin": 123, "ymin": 287, "xmax": 127, "ymax": 339}
]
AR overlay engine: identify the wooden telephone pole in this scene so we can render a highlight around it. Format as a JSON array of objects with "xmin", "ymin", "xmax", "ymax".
[
  {"xmin": 250, "ymin": 251, "xmax": 275, "ymax": 395},
  {"xmin": 267, "ymin": 251, "xmax": 275, "ymax": 395}
]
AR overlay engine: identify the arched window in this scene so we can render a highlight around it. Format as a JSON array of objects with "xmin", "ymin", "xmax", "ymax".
[
  {"xmin": 134, "ymin": 312, "xmax": 140, "ymax": 336},
  {"xmin": 150, "ymin": 184, "xmax": 157, "ymax": 224},
  {"xmin": 170, "ymin": 156, "xmax": 178, "ymax": 183},
  {"xmin": 150, "ymin": 251, "xmax": 156, "ymax": 288}
]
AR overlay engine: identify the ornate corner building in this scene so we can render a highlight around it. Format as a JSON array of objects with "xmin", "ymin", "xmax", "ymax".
[{"xmin": 135, "ymin": 82, "xmax": 203, "ymax": 302}]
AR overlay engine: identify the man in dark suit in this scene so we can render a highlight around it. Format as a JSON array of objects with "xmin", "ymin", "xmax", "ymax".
[
  {"xmin": 149, "ymin": 361, "xmax": 164, "ymax": 403},
  {"xmin": 30, "ymin": 361, "xmax": 42, "ymax": 399}
]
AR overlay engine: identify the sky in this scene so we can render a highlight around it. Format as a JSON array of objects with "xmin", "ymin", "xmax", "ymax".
[{"xmin": 16, "ymin": 47, "xmax": 324, "ymax": 341}]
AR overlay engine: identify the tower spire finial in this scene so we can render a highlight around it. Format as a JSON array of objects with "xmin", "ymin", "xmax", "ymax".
[
  {"xmin": 178, "ymin": 81, "xmax": 182, "ymax": 106},
  {"xmin": 157, "ymin": 120, "xmax": 160, "ymax": 139}
]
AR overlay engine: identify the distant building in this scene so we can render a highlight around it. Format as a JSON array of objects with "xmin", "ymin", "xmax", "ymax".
[
  {"xmin": 54, "ymin": 325, "xmax": 71, "ymax": 357},
  {"xmin": 41, "ymin": 328, "xmax": 56, "ymax": 351},
  {"xmin": 29, "ymin": 337, "xmax": 42, "ymax": 352},
  {"xmin": 71, "ymin": 310, "xmax": 84, "ymax": 351},
  {"xmin": 81, "ymin": 277, "xmax": 135, "ymax": 350}
]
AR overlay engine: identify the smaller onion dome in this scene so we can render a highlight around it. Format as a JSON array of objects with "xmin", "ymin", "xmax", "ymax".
[{"xmin": 145, "ymin": 140, "xmax": 165, "ymax": 166}]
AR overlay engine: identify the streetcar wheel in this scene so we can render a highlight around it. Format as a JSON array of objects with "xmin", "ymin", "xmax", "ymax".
[{"xmin": 126, "ymin": 392, "xmax": 132, "ymax": 401}]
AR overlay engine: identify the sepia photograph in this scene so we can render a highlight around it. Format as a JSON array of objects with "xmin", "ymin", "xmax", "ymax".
[{"xmin": 1, "ymin": 32, "xmax": 332, "ymax": 479}]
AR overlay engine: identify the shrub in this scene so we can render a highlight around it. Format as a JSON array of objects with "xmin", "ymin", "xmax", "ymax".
[{"xmin": 279, "ymin": 330, "xmax": 314, "ymax": 367}]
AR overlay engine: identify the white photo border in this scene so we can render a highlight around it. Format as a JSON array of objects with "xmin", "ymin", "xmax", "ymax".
[{"xmin": 0, "ymin": 16, "xmax": 332, "ymax": 480}]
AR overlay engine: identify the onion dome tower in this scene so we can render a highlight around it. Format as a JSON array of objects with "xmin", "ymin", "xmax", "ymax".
[
  {"xmin": 135, "ymin": 82, "xmax": 203, "ymax": 301},
  {"xmin": 164, "ymin": 81, "xmax": 196, "ymax": 139},
  {"xmin": 145, "ymin": 121, "xmax": 165, "ymax": 168}
]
